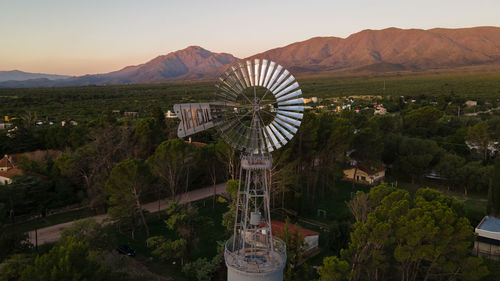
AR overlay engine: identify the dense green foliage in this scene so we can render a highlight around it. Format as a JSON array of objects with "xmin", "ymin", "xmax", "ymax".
[
  {"xmin": 318, "ymin": 184, "xmax": 488, "ymax": 281},
  {"xmin": 2, "ymin": 71, "xmax": 500, "ymax": 123},
  {"xmin": 2, "ymin": 72, "xmax": 500, "ymax": 280},
  {"xmin": 487, "ymin": 158, "xmax": 500, "ymax": 216}
]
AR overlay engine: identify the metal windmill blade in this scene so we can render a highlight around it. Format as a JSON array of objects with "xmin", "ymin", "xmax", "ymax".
[{"xmin": 212, "ymin": 59, "xmax": 304, "ymax": 154}]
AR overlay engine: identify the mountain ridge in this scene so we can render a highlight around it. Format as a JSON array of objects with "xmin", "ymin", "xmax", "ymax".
[
  {"xmin": 2, "ymin": 26, "xmax": 500, "ymax": 88},
  {"xmin": 0, "ymin": 70, "xmax": 71, "ymax": 83}
]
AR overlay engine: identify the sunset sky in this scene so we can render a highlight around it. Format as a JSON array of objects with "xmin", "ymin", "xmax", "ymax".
[{"xmin": 1, "ymin": 0, "xmax": 499, "ymax": 76}]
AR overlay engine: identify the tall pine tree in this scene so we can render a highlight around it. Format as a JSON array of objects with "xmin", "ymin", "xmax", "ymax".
[{"xmin": 487, "ymin": 157, "xmax": 500, "ymax": 216}]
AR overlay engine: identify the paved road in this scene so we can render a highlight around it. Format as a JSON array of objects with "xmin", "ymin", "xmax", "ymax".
[{"xmin": 28, "ymin": 183, "xmax": 226, "ymax": 245}]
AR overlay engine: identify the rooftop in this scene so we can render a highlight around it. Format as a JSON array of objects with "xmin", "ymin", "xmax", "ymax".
[
  {"xmin": 0, "ymin": 155, "xmax": 14, "ymax": 169},
  {"xmin": 478, "ymin": 216, "xmax": 500, "ymax": 232},
  {"xmin": 270, "ymin": 220, "xmax": 319, "ymax": 237},
  {"xmin": 0, "ymin": 168, "xmax": 23, "ymax": 179}
]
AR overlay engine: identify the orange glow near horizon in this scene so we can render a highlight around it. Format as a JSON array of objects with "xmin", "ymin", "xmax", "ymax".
[{"xmin": 1, "ymin": 0, "xmax": 499, "ymax": 76}]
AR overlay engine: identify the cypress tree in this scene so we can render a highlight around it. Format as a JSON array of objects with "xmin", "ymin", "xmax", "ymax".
[{"xmin": 488, "ymin": 157, "xmax": 500, "ymax": 216}]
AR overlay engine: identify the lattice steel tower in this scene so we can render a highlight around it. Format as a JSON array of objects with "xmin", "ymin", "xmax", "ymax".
[{"xmin": 174, "ymin": 59, "xmax": 304, "ymax": 281}]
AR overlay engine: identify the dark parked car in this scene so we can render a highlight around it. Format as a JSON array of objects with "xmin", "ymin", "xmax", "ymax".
[{"xmin": 116, "ymin": 245, "xmax": 136, "ymax": 256}]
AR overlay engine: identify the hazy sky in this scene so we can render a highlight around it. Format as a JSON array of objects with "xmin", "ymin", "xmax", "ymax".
[{"xmin": 1, "ymin": 0, "xmax": 499, "ymax": 75}]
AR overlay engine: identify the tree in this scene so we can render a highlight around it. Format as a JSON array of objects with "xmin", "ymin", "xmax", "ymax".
[
  {"xmin": 55, "ymin": 123, "xmax": 134, "ymax": 212},
  {"xmin": 0, "ymin": 203, "xmax": 5, "ymax": 227},
  {"xmin": 390, "ymin": 136, "xmax": 443, "ymax": 183},
  {"xmin": 151, "ymin": 106, "xmax": 166, "ymax": 129},
  {"xmin": 350, "ymin": 126, "xmax": 382, "ymax": 189},
  {"xmin": 134, "ymin": 117, "xmax": 163, "ymax": 158},
  {"xmin": 222, "ymin": 180, "xmax": 239, "ymax": 233},
  {"xmin": 403, "ymin": 106, "xmax": 442, "ymax": 137},
  {"xmin": 20, "ymin": 237, "xmax": 109, "ymax": 281},
  {"xmin": 215, "ymin": 139, "xmax": 240, "ymax": 180},
  {"xmin": 435, "ymin": 153, "xmax": 465, "ymax": 192},
  {"xmin": 197, "ymin": 143, "xmax": 220, "ymax": 208},
  {"xmin": 0, "ymin": 254, "xmax": 32, "ymax": 281},
  {"xmin": 322, "ymin": 184, "xmax": 488, "ymax": 281},
  {"xmin": 317, "ymin": 256, "xmax": 350, "ymax": 281},
  {"xmin": 147, "ymin": 236, "xmax": 186, "ymax": 263},
  {"xmin": 182, "ymin": 255, "xmax": 222, "ymax": 281},
  {"xmin": 460, "ymin": 161, "xmax": 492, "ymax": 194},
  {"xmin": 467, "ymin": 122, "xmax": 492, "ymax": 161},
  {"xmin": 279, "ymin": 218, "xmax": 312, "ymax": 281},
  {"xmin": 165, "ymin": 201, "xmax": 207, "ymax": 257},
  {"xmin": 59, "ymin": 218, "xmax": 108, "ymax": 250},
  {"xmin": 105, "ymin": 159, "xmax": 152, "ymax": 238},
  {"xmin": 487, "ymin": 157, "xmax": 500, "ymax": 216},
  {"xmin": 147, "ymin": 139, "xmax": 196, "ymax": 202},
  {"xmin": 0, "ymin": 232, "xmax": 31, "ymax": 263}
]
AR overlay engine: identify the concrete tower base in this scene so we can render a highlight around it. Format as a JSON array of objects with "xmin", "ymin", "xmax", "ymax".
[
  {"xmin": 224, "ymin": 237, "xmax": 286, "ymax": 281},
  {"xmin": 227, "ymin": 265, "xmax": 283, "ymax": 281}
]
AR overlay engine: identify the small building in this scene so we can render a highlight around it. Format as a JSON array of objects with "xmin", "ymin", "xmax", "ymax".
[
  {"xmin": 465, "ymin": 100, "xmax": 478, "ymax": 107},
  {"xmin": 466, "ymin": 141, "xmax": 499, "ymax": 159},
  {"xmin": 474, "ymin": 216, "xmax": 500, "ymax": 260},
  {"xmin": 124, "ymin": 111, "xmax": 139, "ymax": 118},
  {"xmin": 0, "ymin": 123, "xmax": 12, "ymax": 130},
  {"xmin": 165, "ymin": 110, "xmax": 177, "ymax": 118},
  {"xmin": 270, "ymin": 220, "xmax": 319, "ymax": 253},
  {"xmin": 0, "ymin": 155, "xmax": 14, "ymax": 172},
  {"xmin": 61, "ymin": 120, "xmax": 78, "ymax": 126},
  {"xmin": 374, "ymin": 104, "xmax": 387, "ymax": 115},
  {"xmin": 343, "ymin": 166, "xmax": 386, "ymax": 185},
  {"xmin": 0, "ymin": 168, "xmax": 23, "ymax": 185}
]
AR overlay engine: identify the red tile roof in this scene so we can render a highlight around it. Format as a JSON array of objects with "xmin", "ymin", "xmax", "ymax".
[
  {"xmin": 0, "ymin": 168, "xmax": 23, "ymax": 179},
  {"xmin": 0, "ymin": 155, "xmax": 14, "ymax": 169},
  {"xmin": 269, "ymin": 220, "xmax": 319, "ymax": 237}
]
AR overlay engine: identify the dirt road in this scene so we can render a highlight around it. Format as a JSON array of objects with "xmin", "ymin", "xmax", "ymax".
[{"xmin": 28, "ymin": 183, "xmax": 226, "ymax": 245}]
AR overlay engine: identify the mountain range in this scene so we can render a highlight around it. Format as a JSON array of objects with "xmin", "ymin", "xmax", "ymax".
[
  {"xmin": 2, "ymin": 26, "xmax": 500, "ymax": 88},
  {"xmin": 0, "ymin": 70, "xmax": 70, "ymax": 83}
]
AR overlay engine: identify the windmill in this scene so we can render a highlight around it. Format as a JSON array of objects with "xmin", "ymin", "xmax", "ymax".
[{"xmin": 174, "ymin": 59, "xmax": 304, "ymax": 281}]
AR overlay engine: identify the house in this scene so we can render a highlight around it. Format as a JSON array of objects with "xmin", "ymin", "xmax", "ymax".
[
  {"xmin": 0, "ymin": 150, "xmax": 61, "ymax": 184},
  {"xmin": 0, "ymin": 154, "xmax": 21, "ymax": 184},
  {"xmin": 269, "ymin": 220, "xmax": 319, "ymax": 253},
  {"xmin": 0, "ymin": 155, "xmax": 14, "ymax": 172},
  {"xmin": 343, "ymin": 165, "xmax": 386, "ymax": 185},
  {"xmin": 0, "ymin": 123, "xmax": 12, "ymax": 130},
  {"xmin": 465, "ymin": 100, "xmax": 478, "ymax": 107},
  {"xmin": 466, "ymin": 141, "xmax": 499, "ymax": 159},
  {"xmin": 474, "ymin": 216, "xmax": 500, "ymax": 260},
  {"xmin": 0, "ymin": 168, "xmax": 23, "ymax": 185},
  {"xmin": 165, "ymin": 110, "xmax": 177, "ymax": 118},
  {"xmin": 61, "ymin": 120, "xmax": 78, "ymax": 126},
  {"xmin": 374, "ymin": 104, "xmax": 387, "ymax": 115},
  {"xmin": 124, "ymin": 112, "xmax": 139, "ymax": 118}
]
